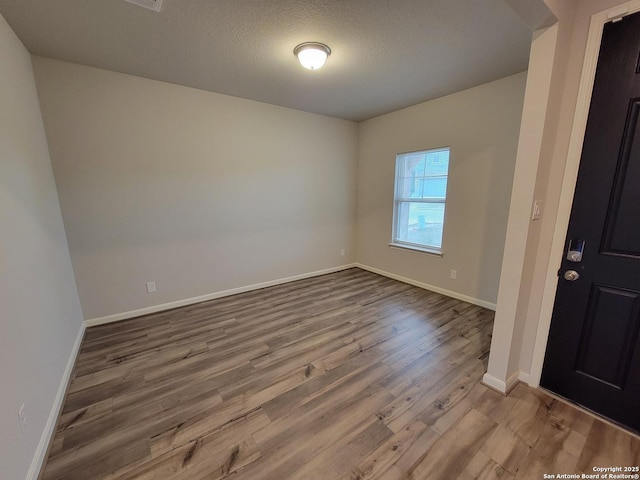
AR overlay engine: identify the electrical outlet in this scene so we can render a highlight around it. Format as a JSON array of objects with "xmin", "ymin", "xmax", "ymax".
[
  {"xmin": 18, "ymin": 404, "xmax": 27, "ymax": 434},
  {"xmin": 532, "ymin": 200, "xmax": 543, "ymax": 221},
  {"xmin": 450, "ymin": 269, "xmax": 457, "ymax": 280},
  {"xmin": 146, "ymin": 281, "xmax": 156, "ymax": 293},
  {"xmin": 340, "ymin": 249, "xmax": 345, "ymax": 256}
]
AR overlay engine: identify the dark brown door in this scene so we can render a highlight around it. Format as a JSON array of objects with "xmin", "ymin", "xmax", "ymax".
[{"xmin": 540, "ymin": 12, "xmax": 640, "ymax": 433}]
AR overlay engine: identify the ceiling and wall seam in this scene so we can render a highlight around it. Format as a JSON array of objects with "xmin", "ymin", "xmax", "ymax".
[{"xmin": 0, "ymin": 0, "xmax": 535, "ymax": 121}]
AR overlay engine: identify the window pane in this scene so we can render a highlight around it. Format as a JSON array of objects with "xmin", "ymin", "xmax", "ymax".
[
  {"xmin": 398, "ymin": 175, "xmax": 447, "ymax": 199},
  {"xmin": 422, "ymin": 177, "xmax": 447, "ymax": 198},
  {"xmin": 395, "ymin": 202, "xmax": 445, "ymax": 248},
  {"xmin": 398, "ymin": 175, "xmax": 422, "ymax": 198},
  {"xmin": 424, "ymin": 150, "xmax": 449, "ymax": 176},
  {"xmin": 402, "ymin": 154, "xmax": 426, "ymax": 177},
  {"xmin": 394, "ymin": 147, "xmax": 450, "ymax": 251},
  {"xmin": 397, "ymin": 149, "xmax": 449, "ymax": 200}
]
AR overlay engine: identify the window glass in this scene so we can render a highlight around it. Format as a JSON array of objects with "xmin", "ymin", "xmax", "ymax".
[{"xmin": 392, "ymin": 148, "xmax": 450, "ymax": 253}]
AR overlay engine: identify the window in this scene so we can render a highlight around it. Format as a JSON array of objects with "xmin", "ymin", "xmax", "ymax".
[{"xmin": 391, "ymin": 147, "xmax": 450, "ymax": 254}]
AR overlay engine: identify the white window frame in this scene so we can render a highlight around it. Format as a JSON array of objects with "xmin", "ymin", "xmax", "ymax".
[{"xmin": 390, "ymin": 147, "xmax": 450, "ymax": 255}]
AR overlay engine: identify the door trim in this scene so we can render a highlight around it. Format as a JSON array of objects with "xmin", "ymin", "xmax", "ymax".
[{"xmin": 530, "ymin": 0, "xmax": 640, "ymax": 387}]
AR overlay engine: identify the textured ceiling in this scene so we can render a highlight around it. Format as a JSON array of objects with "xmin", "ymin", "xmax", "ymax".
[{"xmin": 0, "ymin": 0, "xmax": 544, "ymax": 121}]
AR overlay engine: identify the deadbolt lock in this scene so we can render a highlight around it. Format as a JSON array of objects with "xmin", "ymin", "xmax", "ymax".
[{"xmin": 564, "ymin": 270, "xmax": 580, "ymax": 281}]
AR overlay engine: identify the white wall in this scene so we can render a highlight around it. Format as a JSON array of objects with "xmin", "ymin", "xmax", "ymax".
[
  {"xmin": 0, "ymin": 15, "xmax": 84, "ymax": 480},
  {"xmin": 32, "ymin": 57, "xmax": 358, "ymax": 321},
  {"xmin": 356, "ymin": 72, "xmax": 527, "ymax": 307}
]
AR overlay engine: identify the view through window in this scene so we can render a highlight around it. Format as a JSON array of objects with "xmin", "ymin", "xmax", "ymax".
[{"xmin": 392, "ymin": 147, "xmax": 450, "ymax": 253}]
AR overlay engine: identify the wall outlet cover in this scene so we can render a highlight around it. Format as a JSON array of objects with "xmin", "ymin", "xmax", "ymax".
[
  {"xmin": 18, "ymin": 404, "xmax": 27, "ymax": 433},
  {"xmin": 532, "ymin": 200, "xmax": 543, "ymax": 221},
  {"xmin": 122, "ymin": 0, "xmax": 162, "ymax": 12}
]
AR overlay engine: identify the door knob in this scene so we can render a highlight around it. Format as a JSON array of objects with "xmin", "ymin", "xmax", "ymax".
[{"xmin": 564, "ymin": 270, "xmax": 580, "ymax": 281}]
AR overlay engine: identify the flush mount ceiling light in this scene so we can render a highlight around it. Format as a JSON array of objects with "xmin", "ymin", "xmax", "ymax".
[{"xmin": 294, "ymin": 42, "xmax": 331, "ymax": 70}]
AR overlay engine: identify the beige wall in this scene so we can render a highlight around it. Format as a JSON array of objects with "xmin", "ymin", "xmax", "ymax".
[
  {"xmin": 484, "ymin": 22, "xmax": 562, "ymax": 391},
  {"xmin": 512, "ymin": 0, "xmax": 578, "ymax": 380},
  {"xmin": 32, "ymin": 57, "xmax": 358, "ymax": 320},
  {"xmin": 0, "ymin": 15, "xmax": 83, "ymax": 480},
  {"xmin": 356, "ymin": 72, "xmax": 527, "ymax": 306}
]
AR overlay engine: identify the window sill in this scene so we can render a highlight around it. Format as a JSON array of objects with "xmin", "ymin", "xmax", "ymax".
[{"xmin": 388, "ymin": 242, "xmax": 443, "ymax": 257}]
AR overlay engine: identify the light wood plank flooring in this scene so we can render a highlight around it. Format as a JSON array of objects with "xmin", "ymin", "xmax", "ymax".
[{"xmin": 40, "ymin": 268, "xmax": 640, "ymax": 479}]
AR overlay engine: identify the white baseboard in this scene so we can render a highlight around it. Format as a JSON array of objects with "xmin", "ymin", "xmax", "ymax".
[
  {"xmin": 354, "ymin": 263, "xmax": 497, "ymax": 311},
  {"xmin": 85, "ymin": 264, "xmax": 358, "ymax": 327},
  {"xmin": 482, "ymin": 371, "xmax": 521, "ymax": 395},
  {"xmin": 518, "ymin": 370, "xmax": 534, "ymax": 386},
  {"xmin": 27, "ymin": 322, "xmax": 86, "ymax": 480}
]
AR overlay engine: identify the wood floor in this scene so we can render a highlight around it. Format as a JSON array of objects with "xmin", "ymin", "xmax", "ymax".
[{"xmin": 40, "ymin": 268, "xmax": 640, "ymax": 480}]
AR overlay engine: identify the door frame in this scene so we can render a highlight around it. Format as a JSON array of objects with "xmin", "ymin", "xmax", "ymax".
[{"xmin": 530, "ymin": 0, "xmax": 640, "ymax": 386}]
